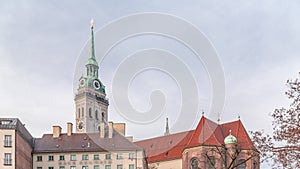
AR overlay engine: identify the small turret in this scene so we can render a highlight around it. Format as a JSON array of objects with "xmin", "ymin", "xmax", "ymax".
[{"xmin": 224, "ymin": 130, "xmax": 237, "ymax": 145}]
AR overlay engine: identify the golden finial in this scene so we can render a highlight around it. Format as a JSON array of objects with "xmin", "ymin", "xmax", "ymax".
[{"xmin": 90, "ymin": 18, "xmax": 94, "ymax": 29}]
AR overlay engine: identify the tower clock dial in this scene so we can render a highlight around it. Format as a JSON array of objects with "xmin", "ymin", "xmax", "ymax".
[
  {"xmin": 93, "ymin": 80, "xmax": 101, "ymax": 89},
  {"xmin": 79, "ymin": 79, "xmax": 85, "ymax": 87}
]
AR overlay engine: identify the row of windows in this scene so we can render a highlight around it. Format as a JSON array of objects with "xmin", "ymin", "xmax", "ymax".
[
  {"xmin": 3, "ymin": 135, "xmax": 12, "ymax": 147},
  {"xmin": 37, "ymin": 153, "xmax": 135, "ymax": 162},
  {"xmin": 37, "ymin": 164, "xmax": 135, "ymax": 169},
  {"xmin": 77, "ymin": 108, "xmax": 105, "ymax": 121}
]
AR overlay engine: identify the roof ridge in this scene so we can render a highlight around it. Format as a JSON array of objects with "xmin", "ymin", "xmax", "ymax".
[{"xmin": 134, "ymin": 130, "xmax": 194, "ymax": 143}]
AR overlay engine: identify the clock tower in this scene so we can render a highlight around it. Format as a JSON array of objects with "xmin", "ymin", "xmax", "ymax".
[{"xmin": 75, "ymin": 19, "xmax": 109, "ymax": 133}]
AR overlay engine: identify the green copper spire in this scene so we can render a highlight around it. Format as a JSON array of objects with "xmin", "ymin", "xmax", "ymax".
[
  {"xmin": 80, "ymin": 19, "xmax": 105, "ymax": 94},
  {"xmin": 86, "ymin": 18, "xmax": 98, "ymax": 66}
]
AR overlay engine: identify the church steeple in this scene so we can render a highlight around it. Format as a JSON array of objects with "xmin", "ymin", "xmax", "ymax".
[
  {"xmin": 75, "ymin": 19, "xmax": 109, "ymax": 133},
  {"xmin": 164, "ymin": 118, "xmax": 170, "ymax": 136}
]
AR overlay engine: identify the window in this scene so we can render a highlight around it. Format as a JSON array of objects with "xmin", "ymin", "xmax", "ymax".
[
  {"xmin": 94, "ymin": 154, "xmax": 99, "ymax": 160},
  {"xmin": 59, "ymin": 167, "xmax": 65, "ymax": 169},
  {"xmin": 190, "ymin": 157, "xmax": 199, "ymax": 169},
  {"xmin": 116, "ymin": 153, "xmax": 123, "ymax": 159},
  {"xmin": 4, "ymin": 135, "xmax": 12, "ymax": 147},
  {"xmin": 59, "ymin": 155, "xmax": 65, "ymax": 161},
  {"xmin": 129, "ymin": 164, "xmax": 135, "ymax": 169},
  {"xmin": 82, "ymin": 154, "xmax": 89, "ymax": 160},
  {"xmin": 102, "ymin": 112, "xmax": 105, "ymax": 121},
  {"xmin": 70, "ymin": 166, "xmax": 76, "ymax": 169},
  {"xmin": 37, "ymin": 167, "xmax": 42, "ymax": 169},
  {"xmin": 70, "ymin": 155, "xmax": 76, "ymax": 161},
  {"xmin": 105, "ymin": 165, "xmax": 111, "ymax": 169},
  {"xmin": 48, "ymin": 167, "xmax": 54, "ymax": 169},
  {"xmin": 94, "ymin": 165, "xmax": 100, "ymax": 169},
  {"xmin": 207, "ymin": 156, "xmax": 215, "ymax": 169},
  {"xmin": 82, "ymin": 166, "xmax": 88, "ymax": 169},
  {"xmin": 253, "ymin": 161, "xmax": 257, "ymax": 169},
  {"xmin": 82, "ymin": 108, "xmax": 84, "ymax": 117},
  {"xmin": 37, "ymin": 156, "xmax": 43, "ymax": 161},
  {"xmin": 89, "ymin": 108, "xmax": 92, "ymax": 118},
  {"xmin": 48, "ymin": 155, "xmax": 54, "ymax": 161},
  {"xmin": 4, "ymin": 153, "xmax": 12, "ymax": 165},
  {"xmin": 117, "ymin": 164, "xmax": 123, "ymax": 169},
  {"xmin": 237, "ymin": 159, "xmax": 247, "ymax": 169},
  {"xmin": 129, "ymin": 153, "xmax": 135, "ymax": 159},
  {"xmin": 78, "ymin": 108, "xmax": 81, "ymax": 117},
  {"xmin": 95, "ymin": 110, "xmax": 98, "ymax": 120},
  {"xmin": 105, "ymin": 154, "xmax": 111, "ymax": 159}
]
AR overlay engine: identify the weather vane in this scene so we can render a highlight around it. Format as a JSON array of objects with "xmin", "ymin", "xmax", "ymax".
[{"xmin": 90, "ymin": 18, "xmax": 94, "ymax": 29}]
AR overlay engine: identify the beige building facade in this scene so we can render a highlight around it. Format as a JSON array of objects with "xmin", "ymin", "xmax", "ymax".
[
  {"xmin": 0, "ymin": 118, "xmax": 33, "ymax": 169},
  {"xmin": 33, "ymin": 122, "xmax": 145, "ymax": 169}
]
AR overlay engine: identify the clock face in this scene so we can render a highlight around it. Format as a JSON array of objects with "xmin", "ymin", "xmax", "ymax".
[
  {"xmin": 93, "ymin": 80, "xmax": 101, "ymax": 89},
  {"xmin": 80, "ymin": 79, "xmax": 85, "ymax": 87},
  {"xmin": 77, "ymin": 121, "xmax": 85, "ymax": 131}
]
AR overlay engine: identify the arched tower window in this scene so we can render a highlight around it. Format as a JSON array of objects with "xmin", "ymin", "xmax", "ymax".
[
  {"xmin": 82, "ymin": 108, "xmax": 84, "ymax": 117},
  {"xmin": 95, "ymin": 110, "xmax": 98, "ymax": 120},
  {"xmin": 78, "ymin": 108, "xmax": 81, "ymax": 118},
  {"xmin": 237, "ymin": 159, "xmax": 246, "ymax": 169},
  {"xmin": 89, "ymin": 108, "xmax": 92, "ymax": 118},
  {"xmin": 190, "ymin": 157, "xmax": 200, "ymax": 169},
  {"xmin": 102, "ymin": 112, "xmax": 105, "ymax": 121}
]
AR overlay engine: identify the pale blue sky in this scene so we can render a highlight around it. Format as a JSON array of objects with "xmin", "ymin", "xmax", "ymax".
[{"xmin": 0, "ymin": 1, "xmax": 299, "ymax": 168}]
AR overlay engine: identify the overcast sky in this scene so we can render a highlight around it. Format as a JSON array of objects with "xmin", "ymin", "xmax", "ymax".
[{"xmin": 0, "ymin": 1, "xmax": 299, "ymax": 167}]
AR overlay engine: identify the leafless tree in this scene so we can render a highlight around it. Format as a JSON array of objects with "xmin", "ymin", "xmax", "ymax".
[
  {"xmin": 204, "ymin": 145, "xmax": 259, "ymax": 169},
  {"xmin": 251, "ymin": 74, "xmax": 300, "ymax": 168}
]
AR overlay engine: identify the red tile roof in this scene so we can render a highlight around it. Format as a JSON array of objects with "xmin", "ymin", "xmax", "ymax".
[{"xmin": 134, "ymin": 116, "xmax": 256, "ymax": 163}]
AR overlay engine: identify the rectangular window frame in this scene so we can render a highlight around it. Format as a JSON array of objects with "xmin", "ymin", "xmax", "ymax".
[
  {"xmin": 70, "ymin": 155, "xmax": 76, "ymax": 161},
  {"xmin": 105, "ymin": 154, "xmax": 111, "ymax": 160},
  {"xmin": 129, "ymin": 164, "xmax": 135, "ymax": 169},
  {"xmin": 129, "ymin": 153, "xmax": 135, "ymax": 159},
  {"xmin": 82, "ymin": 154, "xmax": 89, "ymax": 160},
  {"xmin": 94, "ymin": 154, "xmax": 99, "ymax": 160},
  {"xmin": 4, "ymin": 153, "xmax": 12, "ymax": 165},
  {"xmin": 37, "ymin": 156, "xmax": 43, "ymax": 162},
  {"xmin": 4, "ymin": 135, "xmax": 12, "ymax": 147},
  {"xmin": 116, "ymin": 153, "xmax": 123, "ymax": 160},
  {"xmin": 48, "ymin": 155, "xmax": 54, "ymax": 161}
]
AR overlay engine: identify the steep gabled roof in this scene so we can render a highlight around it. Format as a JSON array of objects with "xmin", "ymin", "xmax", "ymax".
[
  {"xmin": 221, "ymin": 120, "xmax": 256, "ymax": 150},
  {"xmin": 134, "ymin": 116, "xmax": 255, "ymax": 163}
]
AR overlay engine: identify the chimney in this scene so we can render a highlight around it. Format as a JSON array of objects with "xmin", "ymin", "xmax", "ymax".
[
  {"xmin": 113, "ymin": 123, "xmax": 125, "ymax": 136},
  {"xmin": 126, "ymin": 136, "xmax": 133, "ymax": 142},
  {"xmin": 53, "ymin": 126, "xmax": 62, "ymax": 138},
  {"xmin": 67, "ymin": 122, "xmax": 73, "ymax": 136},
  {"xmin": 100, "ymin": 122, "xmax": 105, "ymax": 138},
  {"xmin": 108, "ymin": 122, "xmax": 113, "ymax": 138}
]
